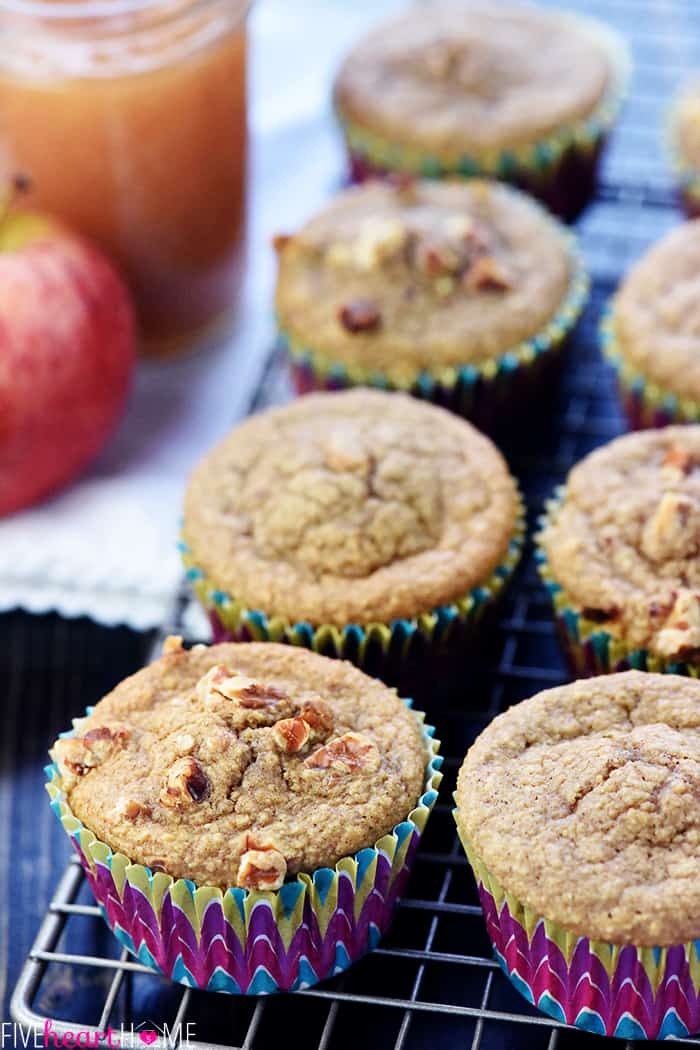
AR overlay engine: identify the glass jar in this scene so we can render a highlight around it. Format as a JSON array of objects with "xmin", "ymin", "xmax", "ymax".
[{"xmin": 0, "ymin": 0, "xmax": 249, "ymax": 356}]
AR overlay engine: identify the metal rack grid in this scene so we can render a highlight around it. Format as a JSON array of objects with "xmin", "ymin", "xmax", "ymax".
[{"xmin": 9, "ymin": 1, "xmax": 700, "ymax": 1046}]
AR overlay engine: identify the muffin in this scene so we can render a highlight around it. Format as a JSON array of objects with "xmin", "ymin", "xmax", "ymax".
[
  {"xmin": 537, "ymin": 427, "xmax": 700, "ymax": 677},
  {"xmin": 333, "ymin": 2, "xmax": 629, "ymax": 220},
  {"xmin": 47, "ymin": 639, "xmax": 442, "ymax": 993},
  {"xmin": 602, "ymin": 221, "xmax": 700, "ymax": 428},
  {"xmin": 454, "ymin": 671, "xmax": 700, "ymax": 1039},
  {"xmin": 275, "ymin": 179, "xmax": 588, "ymax": 431},
  {"xmin": 180, "ymin": 390, "xmax": 524, "ymax": 694},
  {"xmin": 670, "ymin": 78, "xmax": 700, "ymax": 217}
]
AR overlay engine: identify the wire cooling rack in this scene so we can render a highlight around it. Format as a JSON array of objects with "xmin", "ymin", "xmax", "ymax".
[{"xmin": 10, "ymin": 1, "xmax": 700, "ymax": 1046}]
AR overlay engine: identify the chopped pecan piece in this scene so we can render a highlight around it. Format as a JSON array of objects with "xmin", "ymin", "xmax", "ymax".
[
  {"xmin": 237, "ymin": 847, "xmax": 287, "ymax": 891},
  {"xmin": 642, "ymin": 492, "xmax": 700, "ymax": 561},
  {"xmin": 118, "ymin": 798, "xmax": 151, "ymax": 820},
  {"xmin": 463, "ymin": 255, "xmax": 511, "ymax": 292},
  {"xmin": 338, "ymin": 299, "xmax": 381, "ymax": 334},
  {"xmin": 656, "ymin": 591, "xmax": 700, "ymax": 657},
  {"xmin": 272, "ymin": 716, "xmax": 311, "ymax": 754},
  {"xmin": 299, "ymin": 698, "xmax": 334, "ymax": 739},
  {"xmin": 414, "ymin": 236, "xmax": 462, "ymax": 277},
  {"xmin": 304, "ymin": 731, "xmax": 380, "ymax": 773},
  {"xmin": 662, "ymin": 445, "xmax": 693, "ymax": 474},
  {"xmin": 197, "ymin": 665, "xmax": 288, "ymax": 708},
  {"xmin": 162, "ymin": 634, "xmax": 184, "ymax": 656},
  {"xmin": 159, "ymin": 757, "xmax": 210, "ymax": 809},
  {"xmin": 54, "ymin": 723, "xmax": 130, "ymax": 789}
]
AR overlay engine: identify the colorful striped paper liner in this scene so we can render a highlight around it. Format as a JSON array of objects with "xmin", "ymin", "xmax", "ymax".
[
  {"xmin": 453, "ymin": 824, "xmax": 700, "ymax": 1040},
  {"xmin": 282, "ymin": 236, "xmax": 589, "ymax": 429},
  {"xmin": 46, "ymin": 705, "xmax": 442, "ymax": 994},
  {"xmin": 535, "ymin": 490, "xmax": 700, "ymax": 678},
  {"xmin": 179, "ymin": 500, "xmax": 525, "ymax": 680},
  {"xmin": 601, "ymin": 309, "xmax": 700, "ymax": 430},
  {"xmin": 334, "ymin": 18, "xmax": 629, "ymax": 217}
]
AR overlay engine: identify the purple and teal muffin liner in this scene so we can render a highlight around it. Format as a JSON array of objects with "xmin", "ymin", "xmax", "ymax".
[
  {"xmin": 536, "ymin": 490, "xmax": 700, "ymax": 678},
  {"xmin": 282, "ymin": 239, "xmax": 589, "ymax": 434},
  {"xmin": 453, "ymin": 826, "xmax": 700, "ymax": 1040},
  {"xmin": 334, "ymin": 19, "xmax": 629, "ymax": 221},
  {"xmin": 178, "ymin": 498, "xmax": 525, "ymax": 688},
  {"xmin": 601, "ymin": 309, "xmax": 700, "ymax": 430},
  {"xmin": 46, "ymin": 705, "xmax": 442, "ymax": 994}
]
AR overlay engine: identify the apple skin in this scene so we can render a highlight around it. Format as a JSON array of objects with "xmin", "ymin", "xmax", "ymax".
[{"xmin": 0, "ymin": 215, "xmax": 136, "ymax": 516}]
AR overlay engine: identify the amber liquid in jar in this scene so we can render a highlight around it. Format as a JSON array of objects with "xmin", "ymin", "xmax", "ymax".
[{"xmin": 0, "ymin": 0, "xmax": 248, "ymax": 355}]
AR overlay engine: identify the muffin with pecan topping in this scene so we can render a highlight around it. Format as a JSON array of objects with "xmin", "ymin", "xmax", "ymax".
[
  {"xmin": 455, "ymin": 670, "xmax": 700, "ymax": 1038},
  {"xmin": 333, "ymin": 3, "xmax": 629, "ymax": 220},
  {"xmin": 275, "ymin": 179, "xmax": 588, "ymax": 431},
  {"xmin": 47, "ymin": 639, "xmax": 441, "ymax": 993},
  {"xmin": 180, "ymin": 389, "xmax": 524, "ymax": 693},
  {"xmin": 537, "ymin": 426, "xmax": 700, "ymax": 676},
  {"xmin": 602, "ymin": 220, "xmax": 700, "ymax": 428}
]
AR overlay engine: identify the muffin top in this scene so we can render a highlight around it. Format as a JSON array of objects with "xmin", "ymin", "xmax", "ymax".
[
  {"xmin": 672, "ymin": 78, "xmax": 700, "ymax": 173},
  {"xmin": 334, "ymin": 3, "xmax": 614, "ymax": 159},
  {"xmin": 456, "ymin": 671, "xmax": 700, "ymax": 945},
  {"xmin": 52, "ymin": 640, "xmax": 427, "ymax": 890},
  {"xmin": 539, "ymin": 426, "xmax": 700, "ymax": 661},
  {"xmin": 612, "ymin": 221, "xmax": 700, "ymax": 402},
  {"xmin": 275, "ymin": 180, "xmax": 575, "ymax": 380},
  {"xmin": 184, "ymin": 390, "xmax": 520, "ymax": 625}
]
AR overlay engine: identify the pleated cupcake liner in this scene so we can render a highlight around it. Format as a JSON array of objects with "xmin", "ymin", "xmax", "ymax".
[
  {"xmin": 601, "ymin": 310, "xmax": 700, "ymax": 430},
  {"xmin": 179, "ymin": 500, "xmax": 525, "ymax": 687},
  {"xmin": 282, "ymin": 243, "xmax": 589, "ymax": 433},
  {"xmin": 334, "ymin": 20, "xmax": 629, "ymax": 221},
  {"xmin": 46, "ymin": 705, "xmax": 442, "ymax": 994},
  {"xmin": 453, "ymin": 824, "xmax": 700, "ymax": 1040},
  {"xmin": 535, "ymin": 490, "xmax": 700, "ymax": 678}
]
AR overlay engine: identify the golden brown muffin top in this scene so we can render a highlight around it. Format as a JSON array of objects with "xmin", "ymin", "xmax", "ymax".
[
  {"xmin": 456, "ymin": 671, "xmax": 700, "ymax": 946},
  {"xmin": 275, "ymin": 180, "xmax": 574, "ymax": 380},
  {"xmin": 539, "ymin": 427, "xmax": 700, "ymax": 661},
  {"xmin": 183, "ymin": 390, "xmax": 520, "ymax": 626},
  {"xmin": 52, "ymin": 641, "xmax": 427, "ymax": 890},
  {"xmin": 334, "ymin": 3, "xmax": 613, "ymax": 159},
  {"xmin": 612, "ymin": 220, "xmax": 700, "ymax": 402}
]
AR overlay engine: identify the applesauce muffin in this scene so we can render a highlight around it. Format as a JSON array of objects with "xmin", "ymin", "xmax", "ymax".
[
  {"xmin": 333, "ymin": 3, "xmax": 629, "ymax": 220},
  {"xmin": 47, "ymin": 639, "xmax": 442, "ymax": 993},
  {"xmin": 180, "ymin": 390, "xmax": 524, "ymax": 690},
  {"xmin": 537, "ymin": 426, "xmax": 700, "ymax": 676},
  {"xmin": 670, "ymin": 77, "xmax": 700, "ymax": 217},
  {"xmin": 275, "ymin": 179, "xmax": 588, "ymax": 431},
  {"xmin": 454, "ymin": 671, "xmax": 700, "ymax": 1039},
  {"xmin": 602, "ymin": 220, "xmax": 700, "ymax": 428}
]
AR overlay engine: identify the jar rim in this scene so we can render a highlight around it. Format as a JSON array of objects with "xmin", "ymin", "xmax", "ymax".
[{"xmin": 0, "ymin": 0, "xmax": 250, "ymax": 20}]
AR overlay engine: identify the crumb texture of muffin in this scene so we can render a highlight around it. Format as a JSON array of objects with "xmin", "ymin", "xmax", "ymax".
[
  {"xmin": 334, "ymin": 3, "xmax": 611, "ymax": 158},
  {"xmin": 611, "ymin": 220, "xmax": 700, "ymax": 402},
  {"xmin": 51, "ymin": 641, "xmax": 427, "ymax": 889},
  {"xmin": 539, "ymin": 427, "xmax": 700, "ymax": 660},
  {"xmin": 456, "ymin": 670, "xmax": 700, "ymax": 945},
  {"xmin": 275, "ymin": 180, "xmax": 573, "ymax": 380},
  {"xmin": 183, "ymin": 390, "xmax": 520, "ymax": 625}
]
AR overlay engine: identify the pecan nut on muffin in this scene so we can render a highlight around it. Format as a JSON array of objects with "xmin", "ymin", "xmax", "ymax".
[
  {"xmin": 455, "ymin": 671, "xmax": 700, "ymax": 1039},
  {"xmin": 670, "ymin": 78, "xmax": 700, "ymax": 218},
  {"xmin": 602, "ymin": 220, "xmax": 700, "ymax": 428},
  {"xmin": 275, "ymin": 179, "xmax": 588, "ymax": 432},
  {"xmin": 333, "ymin": 2, "xmax": 630, "ymax": 220},
  {"xmin": 537, "ymin": 427, "xmax": 700, "ymax": 677},
  {"xmin": 180, "ymin": 389, "xmax": 524, "ymax": 694},
  {"xmin": 47, "ymin": 640, "xmax": 441, "ymax": 993}
]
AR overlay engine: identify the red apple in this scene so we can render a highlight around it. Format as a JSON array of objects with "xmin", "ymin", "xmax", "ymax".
[{"xmin": 0, "ymin": 184, "xmax": 136, "ymax": 516}]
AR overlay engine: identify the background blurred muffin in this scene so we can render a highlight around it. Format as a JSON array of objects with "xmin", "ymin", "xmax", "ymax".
[
  {"xmin": 181, "ymin": 389, "xmax": 524, "ymax": 697},
  {"xmin": 333, "ymin": 2, "xmax": 629, "ymax": 220},
  {"xmin": 276, "ymin": 179, "xmax": 588, "ymax": 433},
  {"xmin": 670, "ymin": 77, "xmax": 700, "ymax": 217}
]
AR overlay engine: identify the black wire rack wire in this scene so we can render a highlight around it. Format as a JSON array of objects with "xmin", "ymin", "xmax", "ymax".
[{"xmin": 9, "ymin": 1, "xmax": 700, "ymax": 1046}]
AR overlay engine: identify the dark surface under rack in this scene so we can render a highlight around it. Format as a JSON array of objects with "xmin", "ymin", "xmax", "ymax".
[{"xmin": 6, "ymin": 0, "xmax": 700, "ymax": 1046}]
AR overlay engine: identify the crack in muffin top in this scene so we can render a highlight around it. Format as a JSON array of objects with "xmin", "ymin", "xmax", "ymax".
[
  {"xmin": 334, "ymin": 3, "xmax": 612, "ymax": 158},
  {"xmin": 539, "ymin": 427, "xmax": 700, "ymax": 660},
  {"xmin": 52, "ymin": 641, "xmax": 427, "ymax": 890},
  {"xmin": 183, "ymin": 390, "xmax": 519, "ymax": 626},
  {"xmin": 275, "ymin": 180, "xmax": 573, "ymax": 379},
  {"xmin": 456, "ymin": 671, "xmax": 700, "ymax": 945},
  {"xmin": 612, "ymin": 220, "xmax": 700, "ymax": 402}
]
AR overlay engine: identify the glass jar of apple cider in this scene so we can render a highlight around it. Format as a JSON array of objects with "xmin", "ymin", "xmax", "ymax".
[{"xmin": 0, "ymin": 0, "xmax": 249, "ymax": 355}]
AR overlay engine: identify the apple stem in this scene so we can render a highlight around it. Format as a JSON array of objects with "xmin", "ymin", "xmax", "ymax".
[{"xmin": 0, "ymin": 173, "xmax": 32, "ymax": 225}]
